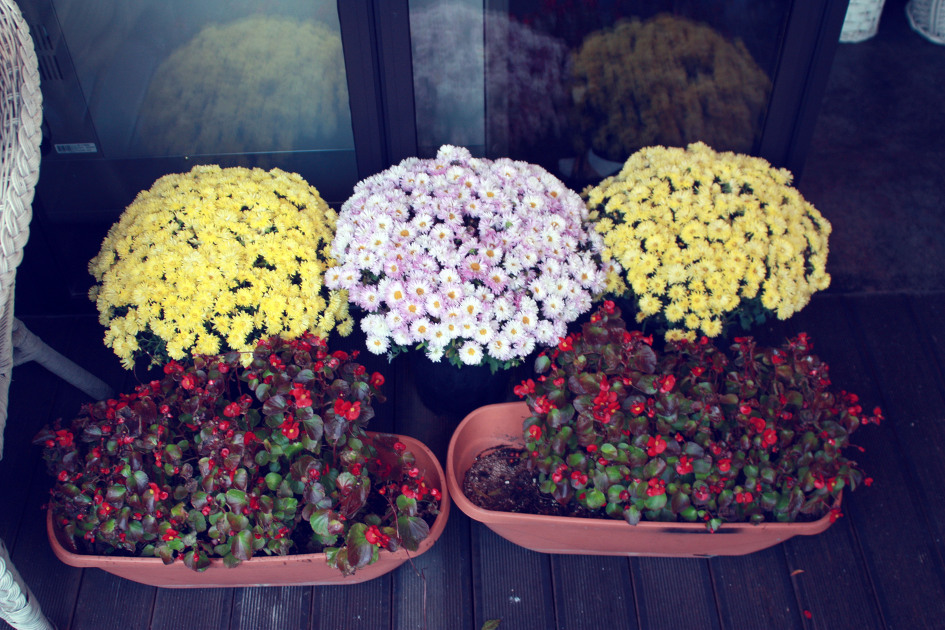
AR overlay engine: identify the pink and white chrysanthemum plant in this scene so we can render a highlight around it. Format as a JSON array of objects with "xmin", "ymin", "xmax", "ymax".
[{"xmin": 328, "ymin": 145, "xmax": 606, "ymax": 371}]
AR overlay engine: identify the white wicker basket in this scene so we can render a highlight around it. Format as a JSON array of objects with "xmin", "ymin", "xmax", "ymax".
[
  {"xmin": 841, "ymin": 0, "xmax": 887, "ymax": 42},
  {"xmin": 906, "ymin": 0, "xmax": 945, "ymax": 44}
]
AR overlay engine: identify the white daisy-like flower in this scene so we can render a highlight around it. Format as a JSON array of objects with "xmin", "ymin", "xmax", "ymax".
[
  {"xmin": 402, "ymin": 298, "xmax": 425, "ymax": 320},
  {"xmin": 357, "ymin": 249, "xmax": 377, "ymax": 270},
  {"xmin": 516, "ymin": 307, "xmax": 539, "ymax": 330},
  {"xmin": 492, "ymin": 296, "xmax": 513, "ymax": 321},
  {"xmin": 458, "ymin": 341, "xmax": 484, "ymax": 365},
  {"xmin": 529, "ymin": 278, "xmax": 548, "ymax": 301},
  {"xmin": 489, "ymin": 334, "xmax": 515, "ymax": 362},
  {"xmin": 351, "ymin": 285, "xmax": 380, "ymax": 310},
  {"xmin": 542, "ymin": 294, "xmax": 565, "ymax": 319},
  {"xmin": 386, "ymin": 281, "xmax": 408, "ymax": 304},
  {"xmin": 410, "ymin": 317, "xmax": 433, "ymax": 339},
  {"xmin": 390, "ymin": 328, "xmax": 410, "ymax": 345},
  {"xmin": 324, "ymin": 268, "xmax": 343, "ymax": 289},
  {"xmin": 360, "ymin": 313, "xmax": 389, "ymax": 338},
  {"xmin": 513, "ymin": 336, "xmax": 536, "ymax": 357},
  {"xmin": 458, "ymin": 297, "xmax": 482, "ymax": 319},
  {"xmin": 426, "ymin": 343, "xmax": 446, "ymax": 363},
  {"xmin": 438, "ymin": 267, "xmax": 460, "ymax": 285},
  {"xmin": 441, "ymin": 283, "xmax": 464, "ymax": 304},
  {"xmin": 472, "ymin": 320, "xmax": 496, "ymax": 345},
  {"xmin": 425, "ymin": 292, "xmax": 446, "ymax": 318},
  {"xmin": 366, "ymin": 335, "xmax": 390, "ymax": 354},
  {"xmin": 412, "ymin": 212, "xmax": 434, "ymax": 233},
  {"xmin": 502, "ymin": 256, "xmax": 523, "ymax": 277},
  {"xmin": 502, "ymin": 321, "xmax": 525, "ymax": 343},
  {"xmin": 429, "ymin": 324, "xmax": 450, "ymax": 347},
  {"xmin": 385, "ymin": 310, "xmax": 406, "ymax": 333},
  {"xmin": 534, "ymin": 319, "xmax": 557, "ymax": 345},
  {"xmin": 408, "ymin": 279, "xmax": 432, "ymax": 300}
]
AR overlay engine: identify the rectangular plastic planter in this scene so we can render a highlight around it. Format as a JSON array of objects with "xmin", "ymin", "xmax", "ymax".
[
  {"xmin": 47, "ymin": 433, "xmax": 449, "ymax": 587},
  {"xmin": 446, "ymin": 402, "xmax": 835, "ymax": 557}
]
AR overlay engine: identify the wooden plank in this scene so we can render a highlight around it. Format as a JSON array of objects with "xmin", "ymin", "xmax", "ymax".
[
  {"xmin": 311, "ymin": 576, "xmax": 393, "ymax": 629},
  {"xmin": 782, "ymin": 297, "xmax": 887, "ymax": 629},
  {"xmin": 472, "ymin": 525, "xmax": 556, "ymax": 630},
  {"xmin": 230, "ymin": 586, "xmax": 313, "ymax": 630},
  {"xmin": 550, "ymin": 555, "xmax": 636, "ymax": 629},
  {"xmin": 790, "ymin": 294, "xmax": 945, "ymax": 626},
  {"xmin": 392, "ymin": 510, "xmax": 474, "ymax": 630},
  {"xmin": 148, "ymin": 588, "xmax": 234, "ymax": 629},
  {"xmin": 631, "ymin": 558, "xmax": 720, "ymax": 630},
  {"xmin": 782, "ymin": 522, "xmax": 883, "ymax": 629},
  {"xmin": 4, "ymin": 315, "xmax": 130, "ymax": 630},
  {"xmin": 710, "ymin": 548, "xmax": 804, "ymax": 629},
  {"xmin": 69, "ymin": 570, "xmax": 157, "ymax": 629}
]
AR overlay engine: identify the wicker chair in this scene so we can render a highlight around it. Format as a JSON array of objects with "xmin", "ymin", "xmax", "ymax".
[{"xmin": 2, "ymin": 1, "xmax": 112, "ymax": 628}]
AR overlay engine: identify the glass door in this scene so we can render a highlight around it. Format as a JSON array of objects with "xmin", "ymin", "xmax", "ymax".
[{"xmin": 406, "ymin": 0, "xmax": 848, "ymax": 183}]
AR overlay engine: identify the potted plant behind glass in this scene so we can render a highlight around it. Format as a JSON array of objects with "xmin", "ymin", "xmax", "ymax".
[
  {"xmin": 447, "ymin": 302, "xmax": 880, "ymax": 556},
  {"xmin": 568, "ymin": 14, "xmax": 772, "ymax": 175},
  {"xmin": 35, "ymin": 333, "xmax": 448, "ymax": 587},
  {"xmin": 584, "ymin": 142, "xmax": 832, "ymax": 344},
  {"xmin": 327, "ymin": 144, "xmax": 606, "ymax": 418},
  {"xmin": 88, "ymin": 163, "xmax": 353, "ymax": 371}
]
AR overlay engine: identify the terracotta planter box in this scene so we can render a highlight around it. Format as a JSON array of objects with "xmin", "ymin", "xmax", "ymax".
[
  {"xmin": 447, "ymin": 402, "xmax": 836, "ymax": 557},
  {"xmin": 48, "ymin": 433, "xmax": 450, "ymax": 587}
]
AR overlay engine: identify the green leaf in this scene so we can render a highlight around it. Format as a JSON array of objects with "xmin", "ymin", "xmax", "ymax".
[
  {"xmin": 335, "ymin": 472, "xmax": 356, "ymax": 495},
  {"xmin": 623, "ymin": 505, "xmax": 642, "ymax": 525},
  {"xmin": 310, "ymin": 509, "xmax": 332, "ymax": 537},
  {"xmin": 183, "ymin": 550, "xmax": 211, "ymax": 572},
  {"xmin": 231, "ymin": 530, "xmax": 253, "ymax": 561},
  {"xmin": 225, "ymin": 489, "xmax": 247, "ymax": 511},
  {"xmin": 644, "ymin": 493, "xmax": 668, "ymax": 511},
  {"xmin": 254, "ymin": 383, "xmax": 270, "ymax": 401},
  {"xmin": 131, "ymin": 470, "xmax": 149, "ymax": 492},
  {"xmin": 584, "ymin": 489, "xmax": 606, "ymax": 510},
  {"xmin": 397, "ymin": 515, "xmax": 431, "ymax": 551},
  {"xmin": 265, "ymin": 473, "xmax": 283, "ymax": 491},
  {"xmin": 164, "ymin": 444, "xmax": 182, "ymax": 462},
  {"xmin": 263, "ymin": 394, "xmax": 288, "ymax": 417},
  {"xmin": 223, "ymin": 553, "xmax": 242, "ymax": 568},
  {"xmin": 188, "ymin": 511, "xmax": 207, "ymax": 533},
  {"xmin": 482, "ymin": 620, "xmax": 502, "ymax": 630},
  {"xmin": 106, "ymin": 485, "xmax": 127, "ymax": 503},
  {"xmin": 345, "ymin": 523, "xmax": 374, "ymax": 569}
]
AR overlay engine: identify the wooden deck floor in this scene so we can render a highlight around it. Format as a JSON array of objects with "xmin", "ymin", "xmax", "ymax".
[{"xmin": 3, "ymin": 292, "xmax": 945, "ymax": 629}]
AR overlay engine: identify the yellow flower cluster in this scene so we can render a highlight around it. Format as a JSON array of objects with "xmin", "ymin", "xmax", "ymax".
[
  {"xmin": 585, "ymin": 142, "xmax": 831, "ymax": 342},
  {"xmin": 89, "ymin": 165, "xmax": 352, "ymax": 369},
  {"xmin": 570, "ymin": 14, "xmax": 771, "ymax": 162}
]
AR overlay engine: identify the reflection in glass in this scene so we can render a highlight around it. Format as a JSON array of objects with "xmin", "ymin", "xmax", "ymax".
[
  {"xmin": 409, "ymin": 0, "xmax": 570, "ymax": 160},
  {"xmin": 53, "ymin": 1, "xmax": 353, "ymax": 159},
  {"xmin": 409, "ymin": 1, "xmax": 787, "ymax": 183},
  {"xmin": 569, "ymin": 14, "xmax": 771, "ymax": 164}
]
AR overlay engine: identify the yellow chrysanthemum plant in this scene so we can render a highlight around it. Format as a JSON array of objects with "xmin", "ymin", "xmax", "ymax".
[
  {"xmin": 584, "ymin": 142, "xmax": 831, "ymax": 343},
  {"xmin": 89, "ymin": 164, "xmax": 353, "ymax": 369}
]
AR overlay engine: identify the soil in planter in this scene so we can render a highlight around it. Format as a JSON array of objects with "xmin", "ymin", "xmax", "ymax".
[
  {"xmin": 462, "ymin": 447, "xmax": 595, "ymax": 518},
  {"xmin": 463, "ymin": 447, "xmax": 833, "ymax": 526}
]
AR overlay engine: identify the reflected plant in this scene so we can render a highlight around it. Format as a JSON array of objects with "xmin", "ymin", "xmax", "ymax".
[
  {"xmin": 569, "ymin": 14, "xmax": 771, "ymax": 162},
  {"xmin": 136, "ymin": 16, "xmax": 351, "ymax": 155},
  {"xmin": 410, "ymin": 1, "xmax": 570, "ymax": 156}
]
